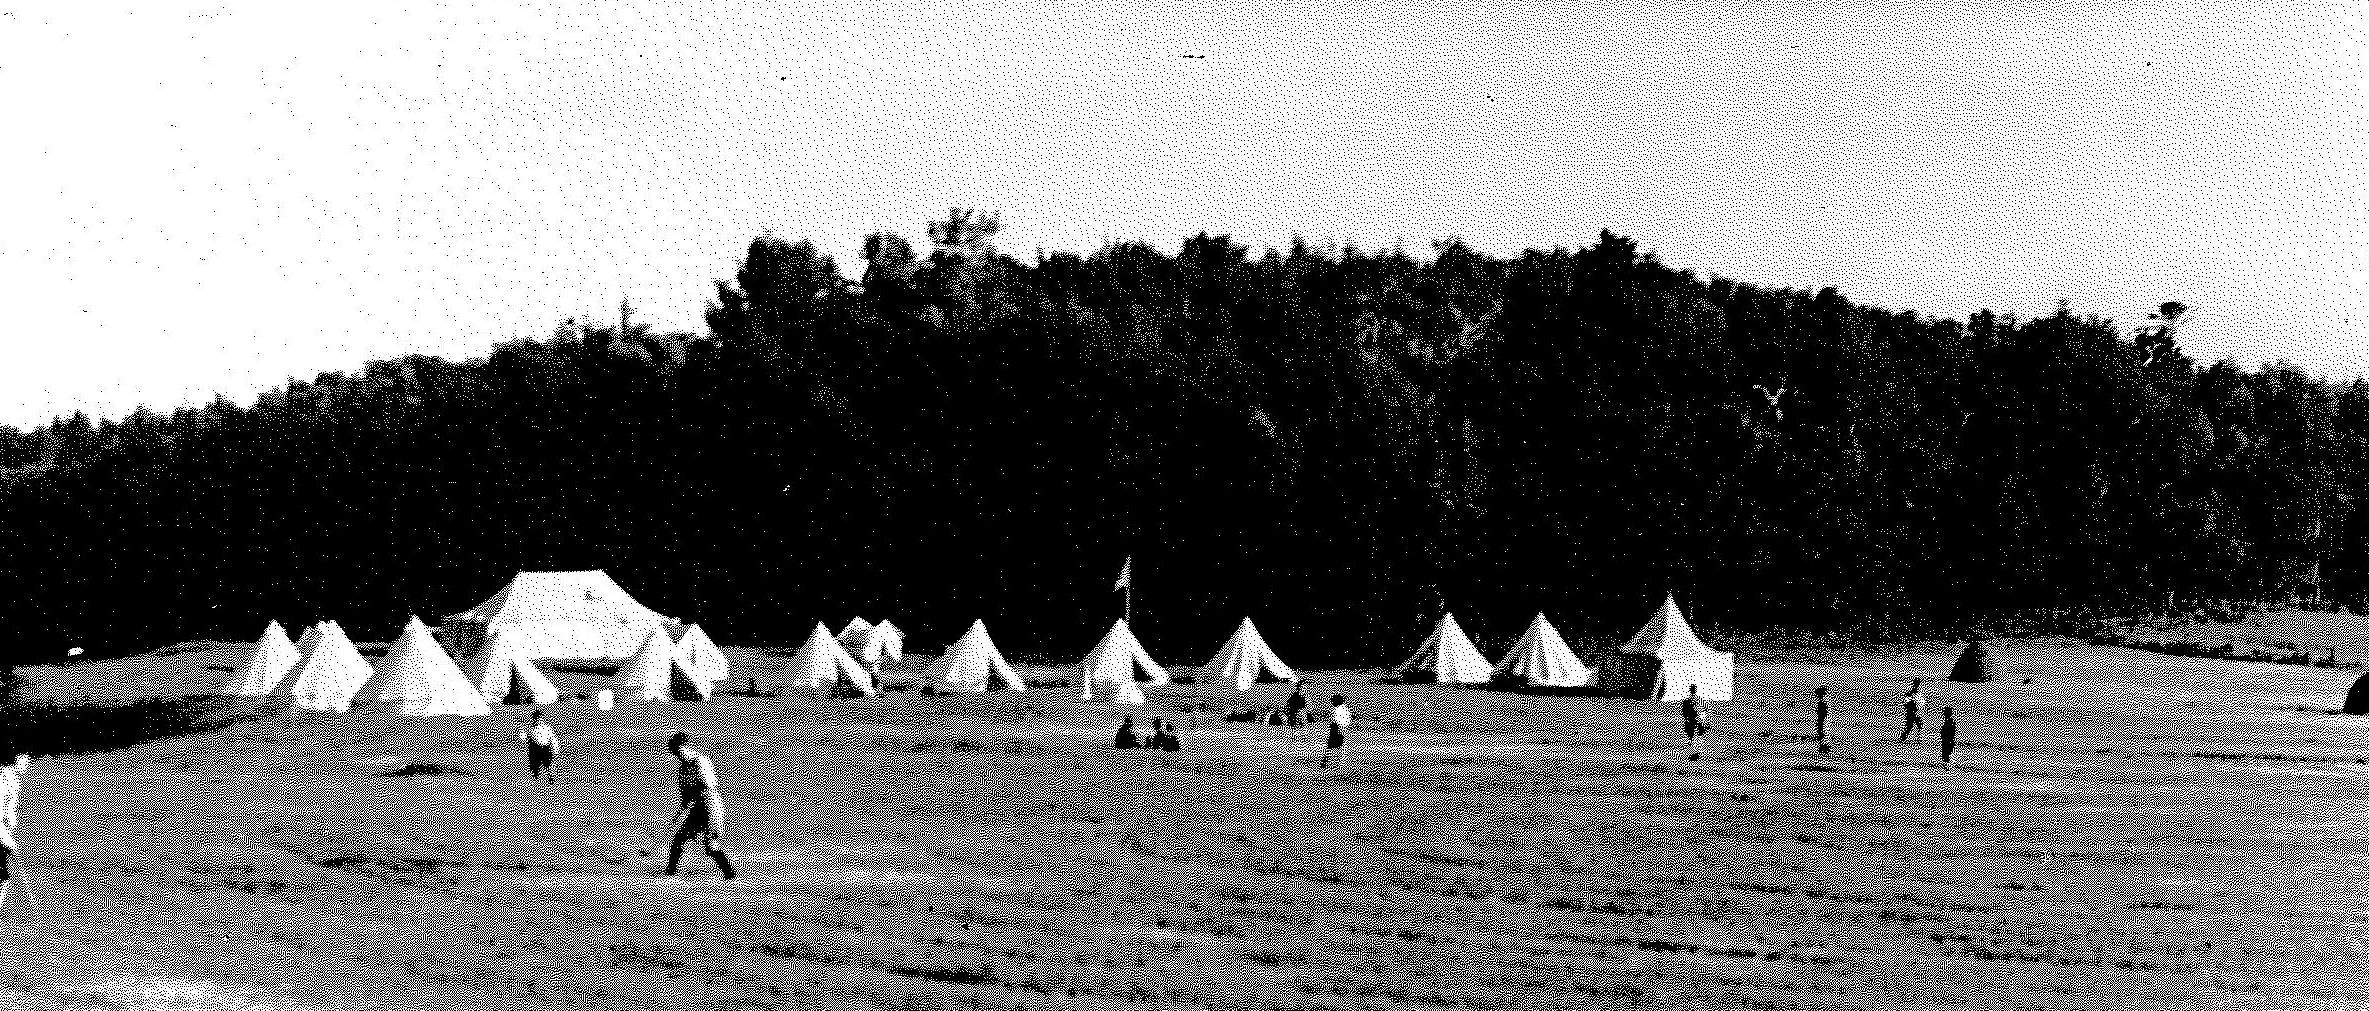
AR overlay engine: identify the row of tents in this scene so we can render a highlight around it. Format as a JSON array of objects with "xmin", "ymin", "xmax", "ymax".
[
  {"xmin": 1392, "ymin": 596, "xmax": 1735, "ymax": 701},
  {"xmin": 225, "ymin": 616, "xmax": 738, "ymax": 715}
]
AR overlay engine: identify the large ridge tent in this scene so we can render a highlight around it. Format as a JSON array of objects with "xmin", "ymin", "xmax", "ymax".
[
  {"xmin": 621, "ymin": 627, "xmax": 711, "ymax": 702},
  {"xmin": 468, "ymin": 628, "xmax": 559, "ymax": 705},
  {"xmin": 1390, "ymin": 613, "xmax": 1492, "ymax": 684},
  {"xmin": 1205, "ymin": 618, "xmax": 1297, "ymax": 690},
  {"xmin": 673, "ymin": 624, "xmax": 730, "ymax": 689},
  {"xmin": 363, "ymin": 616, "xmax": 492, "ymax": 716},
  {"xmin": 848, "ymin": 620, "xmax": 904, "ymax": 668},
  {"xmin": 1493, "ymin": 613, "xmax": 1595, "ymax": 689},
  {"xmin": 933, "ymin": 620, "xmax": 1023, "ymax": 692},
  {"xmin": 442, "ymin": 570, "xmax": 681, "ymax": 664},
  {"xmin": 288, "ymin": 622, "xmax": 375, "ymax": 712},
  {"xmin": 225, "ymin": 620, "xmax": 300, "ymax": 696},
  {"xmin": 786, "ymin": 622, "xmax": 877, "ymax": 695},
  {"xmin": 1606, "ymin": 594, "xmax": 1734, "ymax": 701},
  {"xmin": 1079, "ymin": 620, "xmax": 1166, "ymax": 699}
]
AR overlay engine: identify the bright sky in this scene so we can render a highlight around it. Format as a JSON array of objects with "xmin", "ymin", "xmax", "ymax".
[{"xmin": 3, "ymin": 0, "xmax": 2363, "ymax": 428}]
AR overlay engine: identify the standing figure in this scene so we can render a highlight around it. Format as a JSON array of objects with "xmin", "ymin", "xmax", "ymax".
[
  {"xmin": 1681, "ymin": 684, "xmax": 1705, "ymax": 760},
  {"xmin": 1812, "ymin": 684, "xmax": 1831, "ymax": 755},
  {"xmin": 1319, "ymin": 695, "xmax": 1352, "ymax": 768},
  {"xmin": 1900, "ymin": 677, "xmax": 1927, "ymax": 742},
  {"xmin": 1113, "ymin": 716, "xmax": 1140, "ymax": 750},
  {"xmin": 0, "ymin": 753, "xmax": 25, "ymax": 909},
  {"xmin": 664, "ymin": 732, "xmax": 739, "ymax": 880},
  {"xmin": 519, "ymin": 710, "xmax": 558, "ymax": 783},
  {"xmin": 1939, "ymin": 706, "xmax": 1958, "ymax": 766},
  {"xmin": 1284, "ymin": 686, "xmax": 1308, "ymax": 725}
]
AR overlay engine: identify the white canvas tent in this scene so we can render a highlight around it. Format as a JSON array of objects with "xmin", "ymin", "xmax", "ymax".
[
  {"xmin": 294, "ymin": 621, "xmax": 323, "ymax": 659},
  {"xmin": 620, "ymin": 627, "xmax": 710, "ymax": 702},
  {"xmin": 672, "ymin": 623, "xmax": 730, "ymax": 691},
  {"xmin": 1390, "ymin": 613, "xmax": 1492, "ymax": 684},
  {"xmin": 785, "ymin": 622, "xmax": 876, "ymax": 695},
  {"xmin": 442, "ymin": 570, "xmax": 680, "ymax": 663},
  {"xmin": 468, "ymin": 628, "xmax": 559, "ymax": 705},
  {"xmin": 1205, "ymin": 618, "xmax": 1297, "ymax": 690},
  {"xmin": 933, "ymin": 620, "xmax": 1024, "ymax": 692},
  {"xmin": 362, "ymin": 616, "xmax": 492, "ymax": 716},
  {"xmin": 1616, "ymin": 594, "xmax": 1735, "ymax": 702},
  {"xmin": 288, "ymin": 622, "xmax": 375, "ymax": 712},
  {"xmin": 848, "ymin": 620, "xmax": 904, "ymax": 668},
  {"xmin": 1493, "ymin": 613, "xmax": 1595, "ymax": 689},
  {"xmin": 1079, "ymin": 620, "xmax": 1166, "ymax": 699},
  {"xmin": 225, "ymin": 620, "xmax": 300, "ymax": 696},
  {"xmin": 837, "ymin": 617, "xmax": 875, "ymax": 653}
]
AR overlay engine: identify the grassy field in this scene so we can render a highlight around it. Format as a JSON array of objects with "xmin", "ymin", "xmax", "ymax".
[{"xmin": 3, "ymin": 629, "xmax": 2366, "ymax": 1011}]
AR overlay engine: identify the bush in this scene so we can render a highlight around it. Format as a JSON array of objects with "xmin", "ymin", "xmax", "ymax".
[{"xmin": 0, "ymin": 695, "xmax": 251, "ymax": 757}]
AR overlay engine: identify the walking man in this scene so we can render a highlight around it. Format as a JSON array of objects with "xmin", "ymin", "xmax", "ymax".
[
  {"xmin": 1900, "ymin": 677, "xmax": 1927, "ymax": 742},
  {"xmin": 1939, "ymin": 706, "xmax": 1958, "ymax": 766},
  {"xmin": 1319, "ymin": 695, "xmax": 1352, "ymax": 768},
  {"xmin": 664, "ymin": 732, "xmax": 739, "ymax": 880},
  {"xmin": 1681, "ymin": 684, "xmax": 1705, "ymax": 760},
  {"xmin": 1812, "ymin": 684, "xmax": 1831, "ymax": 755},
  {"xmin": 0, "ymin": 753, "xmax": 26, "ymax": 909},
  {"xmin": 519, "ymin": 710, "xmax": 558, "ymax": 783}
]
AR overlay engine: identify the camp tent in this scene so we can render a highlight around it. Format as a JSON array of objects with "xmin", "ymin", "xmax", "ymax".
[
  {"xmin": 2344, "ymin": 671, "xmax": 2369, "ymax": 716},
  {"xmin": 1205, "ymin": 618, "xmax": 1297, "ymax": 690},
  {"xmin": 288, "ymin": 622, "xmax": 375, "ymax": 712},
  {"xmin": 848, "ymin": 620, "xmax": 904, "ymax": 669},
  {"xmin": 837, "ymin": 617, "xmax": 875, "ymax": 654},
  {"xmin": 785, "ymin": 622, "xmax": 876, "ymax": 695},
  {"xmin": 362, "ymin": 616, "xmax": 492, "ymax": 716},
  {"xmin": 225, "ymin": 620, "xmax": 300, "ymax": 696},
  {"xmin": 1079, "ymin": 620, "xmax": 1167, "ymax": 699},
  {"xmin": 441, "ymin": 570, "xmax": 680, "ymax": 663},
  {"xmin": 1493, "ymin": 613, "xmax": 1595, "ymax": 689},
  {"xmin": 1610, "ymin": 595, "xmax": 1733, "ymax": 701},
  {"xmin": 294, "ymin": 622, "xmax": 323, "ymax": 659},
  {"xmin": 933, "ymin": 620, "xmax": 1024, "ymax": 692},
  {"xmin": 1104, "ymin": 679, "xmax": 1146, "ymax": 705},
  {"xmin": 621, "ymin": 627, "xmax": 710, "ymax": 702},
  {"xmin": 673, "ymin": 624, "xmax": 730, "ymax": 691},
  {"xmin": 468, "ymin": 628, "xmax": 558, "ymax": 705},
  {"xmin": 1390, "ymin": 613, "xmax": 1492, "ymax": 684}
]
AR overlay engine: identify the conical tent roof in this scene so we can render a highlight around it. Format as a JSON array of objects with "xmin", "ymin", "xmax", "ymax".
[
  {"xmin": 787, "ymin": 622, "xmax": 875, "ymax": 694},
  {"xmin": 1206, "ymin": 618, "xmax": 1297, "ymax": 690},
  {"xmin": 933, "ymin": 620, "xmax": 1023, "ymax": 691},
  {"xmin": 1391, "ymin": 613, "xmax": 1492, "ymax": 684},
  {"xmin": 848, "ymin": 620, "xmax": 904, "ymax": 667},
  {"xmin": 673, "ymin": 624, "xmax": 730, "ymax": 689},
  {"xmin": 1494, "ymin": 613, "xmax": 1594, "ymax": 689},
  {"xmin": 837, "ymin": 617, "xmax": 875, "ymax": 649},
  {"xmin": 1623, "ymin": 595, "xmax": 1709, "ymax": 656},
  {"xmin": 288, "ymin": 622, "xmax": 375, "ymax": 712},
  {"xmin": 621, "ymin": 627, "xmax": 708, "ymax": 701},
  {"xmin": 1080, "ymin": 620, "xmax": 1167, "ymax": 698},
  {"xmin": 1617, "ymin": 595, "xmax": 1733, "ymax": 702},
  {"xmin": 444, "ymin": 570, "xmax": 679, "ymax": 663},
  {"xmin": 365, "ymin": 617, "xmax": 491, "ymax": 716},
  {"xmin": 873, "ymin": 620, "xmax": 905, "ymax": 660},
  {"xmin": 294, "ymin": 621, "xmax": 323, "ymax": 658},
  {"xmin": 468, "ymin": 628, "xmax": 558, "ymax": 705},
  {"xmin": 226, "ymin": 620, "xmax": 300, "ymax": 696}
]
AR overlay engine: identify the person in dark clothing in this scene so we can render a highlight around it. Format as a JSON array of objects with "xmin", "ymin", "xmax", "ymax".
[
  {"xmin": 664, "ymin": 732, "xmax": 739, "ymax": 880},
  {"xmin": 1812, "ymin": 685, "xmax": 1831, "ymax": 755},
  {"xmin": 1113, "ymin": 717, "xmax": 1140, "ymax": 750},
  {"xmin": 1149, "ymin": 719, "xmax": 1179, "ymax": 752},
  {"xmin": 1284, "ymin": 686, "xmax": 1307, "ymax": 723},
  {"xmin": 1680, "ymin": 684, "xmax": 1705, "ymax": 760},
  {"xmin": 1318, "ymin": 695, "xmax": 1351, "ymax": 768},
  {"xmin": 1900, "ymin": 677, "xmax": 1927, "ymax": 742},
  {"xmin": 519, "ymin": 710, "xmax": 558, "ymax": 783},
  {"xmin": 1939, "ymin": 706, "xmax": 1958, "ymax": 766}
]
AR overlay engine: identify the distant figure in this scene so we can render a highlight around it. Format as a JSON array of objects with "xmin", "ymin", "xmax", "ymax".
[
  {"xmin": 1285, "ymin": 686, "xmax": 1307, "ymax": 724},
  {"xmin": 518, "ymin": 710, "xmax": 558, "ymax": 783},
  {"xmin": 1812, "ymin": 685, "xmax": 1831, "ymax": 755},
  {"xmin": 1900, "ymin": 678, "xmax": 1927, "ymax": 742},
  {"xmin": 1113, "ymin": 717, "xmax": 1140, "ymax": 750},
  {"xmin": 1265, "ymin": 708, "xmax": 1285, "ymax": 727},
  {"xmin": 664, "ymin": 732, "xmax": 739, "ymax": 880},
  {"xmin": 0, "ymin": 753, "xmax": 25, "ymax": 909},
  {"xmin": 1319, "ymin": 695, "xmax": 1351, "ymax": 768},
  {"xmin": 1681, "ymin": 684, "xmax": 1705, "ymax": 760},
  {"xmin": 1149, "ymin": 719, "xmax": 1180, "ymax": 752},
  {"xmin": 1939, "ymin": 707, "xmax": 1958, "ymax": 766}
]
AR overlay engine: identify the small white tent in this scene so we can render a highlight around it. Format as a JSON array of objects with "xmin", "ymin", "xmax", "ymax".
[
  {"xmin": 848, "ymin": 620, "xmax": 904, "ymax": 668},
  {"xmin": 294, "ymin": 621, "xmax": 323, "ymax": 659},
  {"xmin": 468, "ymin": 628, "xmax": 558, "ymax": 705},
  {"xmin": 1205, "ymin": 618, "xmax": 1297, "ymax": 690},
  {"xmin": 225, "ymin": 620, "xmax": 301, "ymax": 696},
  {"xmin": 288, "ymin": 622, "xmax": 375, "ymax": 712},
  {"xmin": 442, "ymin": 570, "xmax": 680, "ymax": 663},
  {"xmin": 621, "ymin": 627, "xmax": 709, "ymax": 702},
  {"xmin": 837, "ymin": 617, "xmax": 875, "ymax": 652},
  {"xmin": 933, "ymin": 620, "xmax": 1024, "ymax": 692},
  {"xmin": 363, "ymin": 616, "xmax": 492, "ymax": 716},
  {"xmin": 673, "ymin": 624, "xmax": 730, "ymax": 692},
  {"xmin": 1493, "ymin": 613, "xmax": 1594, "ymax": 689},
  {"xmin": 1390, "ymin": 613, "xmax": 1492, "ymax": 684},
  {"xmin": 1616, "ymin": 594, "xmax": 1735, "ymax": 702},
  {"xmin": 1079, "ymin": 620, "xmax": 1166, "ymax": 699},
  {"xmin": 785, "ymin": 622, "xmax": 876, "ymax": 695}
]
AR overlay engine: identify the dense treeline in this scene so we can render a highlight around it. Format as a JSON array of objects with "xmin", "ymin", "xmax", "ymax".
[{"xmin": 3, "ymin": 215, "xmax": 2365, "ymax": 665}]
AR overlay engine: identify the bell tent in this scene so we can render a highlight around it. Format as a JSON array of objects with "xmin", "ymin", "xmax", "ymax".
[
  {"xmin": 621, "ymin": 627, "xmax": 710, "ymax": 702},
  {"xmin": 785, "ymin": 622, "xmax": 876, "ymax": 695},
  {"xmin": 1205, "ymin": 618, "xmax": 1297, "ymax": 690},
  {"xmin": 1493, "ymin": 613, "xmax": 1595, "ymax": 689},
  {"xmin": 837, "ymin": 617, "xmax": 875, "ymax": 652},
  {"xmin": 441, "ymin": 570, "xmax": 680, "ymax": 664},
  {"xmin": 468, "ymin": 628, "xmax": 559, "ymax": 705},
  {"xmin": 294, "ymin": 621, "xmax": 324, "ymax": 659},
  {"xmin": 1390, "ymin": 613, "xmax": 1492, "ymax": 684},
  {"xmin": 288, "ymin": 622, "xmax": 375, "ymax": 712},
  {"xmin": 362, "ymin": 617, "xmax": 491, "ymax": 716},
  {"xmin": 1611, "ymin": 595, "xmax": 1733, "ymax": 701},
  {"xmin": 933, "ymin": 620, "xmax": 1024, "ymax": 692},
  {"xmin": 673, "ymin": 624, "xmax": 730, "ymax": 691},
  {"xmin": 1079, "ymin": 620, "xmax": 1167, "ymax": 699},
  {"xmin": 225, "ymin": 620, "xmax": 301, "ymax": 696},
  {"xmin": 848, "ymin": 620, "xmax": 905, "ymax": 668}
]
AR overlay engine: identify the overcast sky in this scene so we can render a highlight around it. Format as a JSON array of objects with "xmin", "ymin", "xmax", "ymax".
[{"xmin": 3, "ymin": 0, "xmax": 2362, "ymax": 428}]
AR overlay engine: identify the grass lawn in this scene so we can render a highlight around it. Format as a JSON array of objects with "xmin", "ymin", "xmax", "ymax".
[{"xmin": 2, "ymin": 633, "xmax": 2365, "ymax": 1010}]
